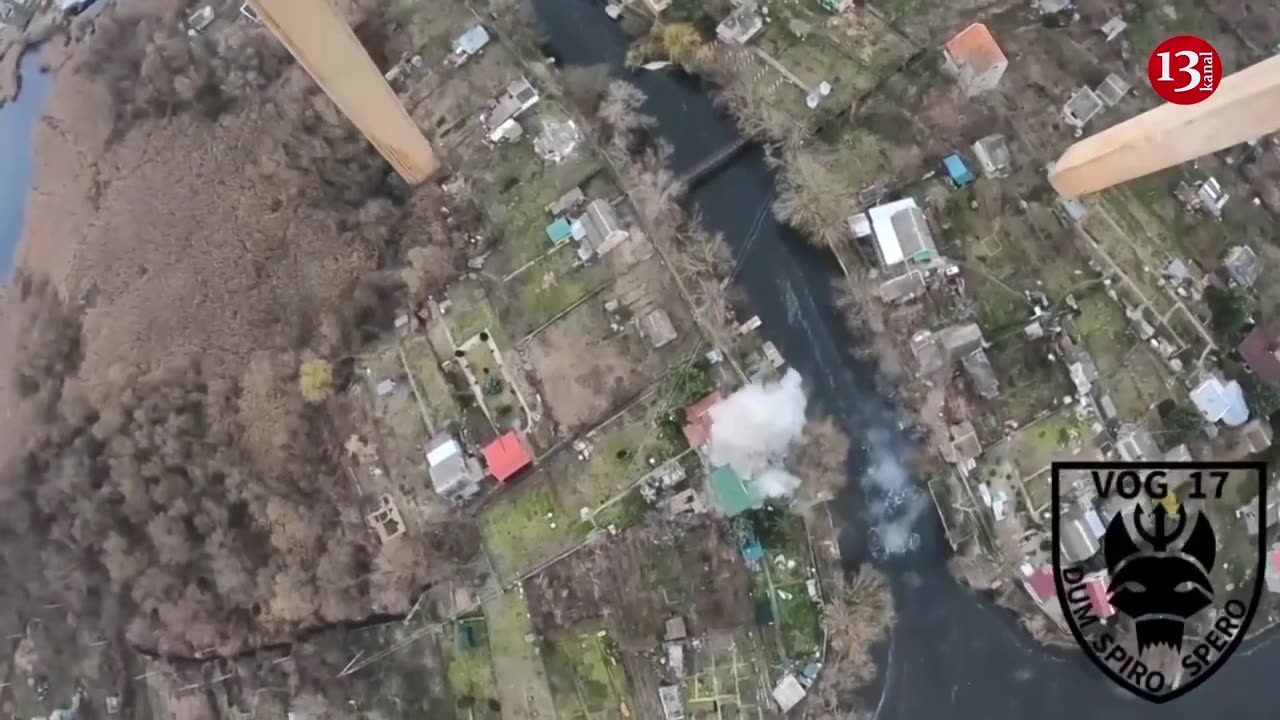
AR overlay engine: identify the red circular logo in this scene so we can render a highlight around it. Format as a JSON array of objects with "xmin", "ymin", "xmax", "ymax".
[{"xmin": 1147, "ymin": 35, "xmax": 1222, "ymax": 104}]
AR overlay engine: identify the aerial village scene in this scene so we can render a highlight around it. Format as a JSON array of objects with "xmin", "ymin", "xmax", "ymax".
[{"xmin": 3, "ymin": 0, "xmax": 1280, "ymax": 716}]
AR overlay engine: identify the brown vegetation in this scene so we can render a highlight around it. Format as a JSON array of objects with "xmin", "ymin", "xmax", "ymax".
[
  {"xmin": 788, "ymin": 415, "xmax": 852, "ymax": 509},
  {"xmin": 808, "ymin": 564, "xmax": 895, "ymax": 717}
]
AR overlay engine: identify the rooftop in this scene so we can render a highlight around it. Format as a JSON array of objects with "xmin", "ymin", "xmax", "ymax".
[
  {"xmin": 1024, "ymin": 565, "xmax": 1055, "ymax": 605},
  {"xmin": 1239, "ymin": 323, "xmax": 1280, "ymax": 385},
  {"xmin": 944, "ymin": 23, "xmax": 1007, "ymax": 78},
  {"xmin": 1190, "ymin": 375, "xmax": 1249, "ymax": 427},
  {"xmin": 867, "ymin": 198, "xmax": 936, "ymax": 268},
  {"xmin": 709, "ymin": 465, "xmax": 763, "ymax": 517},
  {"xmin": 1225, "ymin": 245, "xmax": 1261, "ymax": 288},
  {"xmin": 453, "ymin": 24, "xmax": 491, "ymax": 57},
  {"xmin": 483, "ymin": 431, "xmax": 533, "ymax": 482},
  {"xmin": 1085, "ymin": 571, "xmax": 1114, "ymax": 618},
  {"xmin": 683, "ymin": 390, "xmax": 724, "ymax": 449}
]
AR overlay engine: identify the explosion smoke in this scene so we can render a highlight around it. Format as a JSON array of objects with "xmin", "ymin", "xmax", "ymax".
[{"xmin": 707, "ymin": 368, "xmax": 807, "ymax": 498}]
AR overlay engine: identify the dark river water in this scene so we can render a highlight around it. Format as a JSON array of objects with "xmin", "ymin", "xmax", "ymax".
[
  {"xmin": 529, "ymin": 1, "xmax": 1280, "ymax": 716},
  {"xmin": 0, "ymin": 51, "xmax": 52, "ymax": 280}
]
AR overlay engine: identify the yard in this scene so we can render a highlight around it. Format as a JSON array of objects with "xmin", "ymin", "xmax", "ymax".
[
  {"xmin": 474, "ymin": 126, "xmax": 605, "ymax": 278},
  {"xmin": 360, "ymin": 343, "xmax": 434, "ymax": 500},
  {"xmin": 544, "ymin": 396, "xmax": 685, "ymax": 515},
  {"xmin": 479, "ymin": 473, "xmax": 588, "ymax": 580},
  {"xmin": 540, "ymin": 622, "xmax": 633, "ymax": 720},
  {"xmin": 1009, "ymin": 408, "xmax": 1096, "ymax": 480},
  {"xmin": 462, "ymin": 334, "xmax": 525, "ymax": 433},
  {"xmin": 1071, "ymin": 289, "xmax": 1174, "ymax": 423},
  {"xmin": 401, "ymin": 335, "xmax": 463, "ymax": 428},
  {"xmin": 497, "ymin": 249, "xmax": 613, "ymax": 339},
  {"xmin": 443, "ymin": 615, "xmax": 502, "ymax": 720},
  {"xmin": 681, "ymin": 631, "xmax": 770, "ymax": 718},
  {"xmin": 525, "ymin": 256, "xmax": 700, "ymax": 431},
  {"xmin": 482, "ymin": 590, "xmax": 559, "ymax": 720},
  {"xmin": 445, "ymin": 280, "xmax": 503, "ymax": 346}
]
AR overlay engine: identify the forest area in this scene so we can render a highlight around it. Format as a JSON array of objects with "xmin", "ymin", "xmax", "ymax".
[{"xmin": 0, "ymin": 0, "xmax": 481, "ymax": 659}]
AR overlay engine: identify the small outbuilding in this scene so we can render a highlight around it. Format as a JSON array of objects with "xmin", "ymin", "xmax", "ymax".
[
  {"xmin": 943, "ymin": 23, "xmax": 1008, "ymax": 96},
  {"xmin": 483, "ymin": 431, "xmax": 533, "ymax": 483},
  {"xmin": 943, "ymin": 154, "xmax": 975, "ymax": 187}
]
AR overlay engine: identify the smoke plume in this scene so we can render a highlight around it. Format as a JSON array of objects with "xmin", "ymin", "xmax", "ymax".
[
  {"xmin": 707, "ymin": 369, "xmax": 807, "ymax": 498},
  {"xmin": 863, "ymin": 426, "xmax": 926, "ymax": 558}
]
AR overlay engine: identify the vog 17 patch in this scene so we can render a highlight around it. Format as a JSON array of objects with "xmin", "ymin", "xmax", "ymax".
[{"xmin": 1051, "ymin": 461, "xmax": 1266, "ymax": 703}]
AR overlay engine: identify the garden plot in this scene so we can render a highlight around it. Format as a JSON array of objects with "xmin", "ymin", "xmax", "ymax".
[
  {"xmin": 525, "ymin": 255, "xmax": 700, "ymax": 432},
  {"xmin": 540, "ymin": 622, "xmax": 633, "ymax": 720},
  {"xmin": 482, "ymin": 590, "xmax": 558, "ymax": 720},
  {"xmin": 478, "ymin": 470, "xmax": 588, "ymax": 580}
]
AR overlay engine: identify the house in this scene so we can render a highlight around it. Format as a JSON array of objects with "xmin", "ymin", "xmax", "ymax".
[
  {"xmin": 972, "ymin": 134, "xmax": 1012, "ymax": 178},
  {"xmin": 546, "ymin": 217, "xmax": 573, "ymax": 247},
  {"xmin": 1100, "ymin": 16, "xmax": 1126, "ymax": 41},
  {"xmin": 644, "ymin": 0, "xmax": 672, "ymax": 13},
  {"xmin": 866, "ymin": 198, "xmax": 938, "ymax": 272},
  {"xmin": 716, "ymin": 1, "xmax": 763, "ymax": 44},
  {"xmin": 1063, "ymin": 86, "xmax": 1105, "ymax": 128},
  {"xmin": 1117, "ymin": 425, "xmax": 1161, "ymax": 461},
  {"xmin": 1239, "ymin": 324, "xmax": 1280, "ymax": 385},
  {"xmin": 658, "ymin": 686, "xmax": 685, "ymax": 720},
  {"xmin": 572, "ymin": 199, "xmax": 630, "ymax": 256},
  {"xmin": 239, "ymin": 2, "xmax": 261, "ymax": 23},
  {"xmin": 665, "ymin": 616, "xmax": 688, "ymax": 642},
  {"xmin": 1095, "ymin": 73, "xmax": 1130, "ymax": 107},
  {"xmin": 709, "ymin": 465, "xmax": 763, "ymax": 516},
  {"xmin": 452, "ymin": 24, "xmax": 491, "ymax": 61},
  {"xmin": 877, "ymin": 270, "xmax": 927, "ymax": 304},
  {"xmin": 1060, "ymin": 506, "xmax": 1101, "ymax": 562},
  {"xmin": 1267, "ymin": 547, "xmax": 1280, "ymax": 593},
  {"xmin": 482, "ymin": 431, "xmax": 532, "ymax": 483},
  {"xmin": 1240, "ymin": 418, "xmax": 1274, "ymax": 454},
  {"xmin": 426, "ymin": 433, "xmax": 484, "ymax": 503},
  {"xmin": 639, "ymin": 309, "xmax": 679, "ymax": 348},
  {"xmin": 943, "ymin": 154, "xmax": 975, "ymax": 187},
  {"xmin": 546, "ymin": 187, "xmax": 585, "ymax": 216},
  {"xmin": 939, "ymin": 323, "xmax": 985, "ymax": 360},
  {"xmin": 772, "ymin": 674, "xmax": 807, "ymax": 713},
  {"xmin": 683, "ymin": 390, "xmax": 724, "ymax": 449},
  {"xmin": 961, "ymin": 349, "xmax": 1000, "ymax": 398},
  {"xmin": 943, "ymin": 23, "xmax": 1008, "ymax": 96},
  {"xmin": 534, "ymin": 118, "xmax": 581, "ymax": 163},
  {"xmin": 1197, "ymin": 177, "xmax": 1229, "ymax": 218},
  {"xmin": 485, "ymin": 78, "xmax": 540, "ymax": 143},
  {"xmin": 1190, "ymin": 374, "xmax": 1249, "ymax": 427},
  {"xmin": 1084, "ymin": 571, "xmax": 1115, "ymax": 619},
  {"xmin": 1224, "ymin": 245, "xmax": 1260, "ymax": 288},
  {"xmin": 949, "ymin": 421, "xmax": 983, "ymax": 475},
  {"xmin": 1057, "ymin": 196, "xmax": 1089, "ymax": 224}
]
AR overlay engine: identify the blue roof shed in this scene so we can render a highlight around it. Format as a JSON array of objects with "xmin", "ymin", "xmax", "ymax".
[
  {"xmin": 546, "ymin": 217, "xmax": 573, "ymax": 246},
  {"xmin": 943, "ymin": 154, "xmax": 975, "ymax": 187}
]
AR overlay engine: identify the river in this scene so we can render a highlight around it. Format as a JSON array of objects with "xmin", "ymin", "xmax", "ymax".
[
  {"xmin": 0, "ymin": 50, "xmax": 52, "ymax": 280},
  {"xmin": 528, "ymin": 0, "xmax": 1279, "ymax": 716}
]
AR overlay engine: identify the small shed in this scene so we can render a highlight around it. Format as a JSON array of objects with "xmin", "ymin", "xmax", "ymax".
[
  {"xmin": 943, "ymin": 23, "xmax": 1008, "ymax": 96},
  {"xmin": 453, "ymin": 25, "xmax": 491, "ymax": 58},
  {"xmin": 972, "ymin": 134, "xmax": 1011, "ymax": 178},
  {"xmin": 1190, "ymin": 375, "xmax": 1249, "ymax": 427},
  {"xmin": 639, "ymin": 309, "xmax": 679, "ymax": 348},
  {"xmin": 1095, "ymin": 73, "xmax": 1131, "ymax": 107},
  {"xmin": 772, "ymin": 675, "xmax": 807, "ymax": 713},
  {"xmin": 1063, "ymin": 86, "xmax": 1105, "ymax": 128},
  {"xmin": 546, "ymin": 217, "xmax": 573, "ymax": 246},
  {"xmin": 943, "ymin": 154, "xmax": 975, "ymax": 187},
  {"xmin": 665, "ymin": 616, "xmax": 688, "ymax": 641}
]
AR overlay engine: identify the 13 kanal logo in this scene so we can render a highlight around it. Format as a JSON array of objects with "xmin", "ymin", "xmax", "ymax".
[
  {"xmin": 1148, "ymin": 35, "xmax": 1222, "ymax": 104},
  {"xmin": 1051, "ymin": 462, "xmax": 1266, "ymax": 703}
]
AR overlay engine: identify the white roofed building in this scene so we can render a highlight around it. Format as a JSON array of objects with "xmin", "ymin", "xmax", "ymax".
[
  {"xmin": 426, "ymin": 433, "xmax": 484, "ymax": 503},
  {"xmin": 866, "ymin": 198, "xmax": 937, "ymax": 271}
]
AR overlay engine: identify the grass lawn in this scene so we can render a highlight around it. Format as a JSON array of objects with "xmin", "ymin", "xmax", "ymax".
[
  {"xmin": 551, "ymin": 404, "xmax": 683, "ymax": 513},
  {"xmin": 1071, "ymin": 289, "xmax": 1173, "ymax": 422},
  {"xmin": 540, "ymin": 623, "xmax": 631, "ymax": 720},
  {"xmin": 483, "ymin": 590, "xmax": 558, "ymax": 720},
  {"xmin": 1010, "ymin": 409, "xmax": 1091, "ymax": 479},
  {"xmin": 589, "ymin": 486, "xmax": 651, "ymax": 532},
  {"xmin": 443, "ymin": 616, "xmax": 502, "ymax": 720},
  {"xmin": 477, "ymin": 136, "xmax": 604, "ymax": 274},
  {"xmin": 500, "ymin": 251, "xmax": 612, "ymax": 338},
  {"xmin": 466, "ymin": 338, "xmax": 522, "ymax": 429},
  {"xmin": 447, "ymin": 280, "xmax": 502, "ymax": 345},
  {"xmin": 975, "ymin": 336, "xmax": 1072, "ymax": 441},
  {"xmin": 480, "ymin": 477, "xmax": 587, "ymax": 579},
  {"xmin": 401, "ymin": 335, "xmax": 462, "ymax": 427}
]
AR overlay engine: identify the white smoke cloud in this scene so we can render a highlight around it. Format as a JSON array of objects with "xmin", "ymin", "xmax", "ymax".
[
  {"xmin": 706, "ymin": 368, "xmax": 808, "ymax": 498},
  {"xmin": 863, "ymin": 427, "xmax": 925, "ymax": 558},
  {"xmin": 756, "ymin": 468, "xmax": 803, "ymax": 499}
]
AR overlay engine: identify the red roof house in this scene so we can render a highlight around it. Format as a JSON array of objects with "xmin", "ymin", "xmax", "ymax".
[
  {"xmin": 1239, "ymin": 324, "xmax": 1280, "ymax": 386},
  {"xmin": 682, "ymin": 390, "xmax": 725, "ymax": 449},
  {"xmin": 1023, "ymin": 565, "xmax": 1056, "ymax": 605},
  {"xmin": 483, "ymin": 432, "xmax": 533, "ymax": 482},
  {"xmin": 1084, "ymin": 571, "xmax": 1114, "ymax": 619}
]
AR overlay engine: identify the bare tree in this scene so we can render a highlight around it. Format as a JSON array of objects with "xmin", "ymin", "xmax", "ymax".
[
  {"xmin": 773, "ymin": 149, "xmax": 855, "ymax": 251},
  {"xmin": 810, "ymin": 564, "xmax": 895, "ymax": 716},
  {"xmin": 561, "ymin": 63, "xmax": 612, "ymax": 114},
  {"xmin": 598, "ymin": 79, "xmax": 655, "ymax": 153},
  {"xmin": 788, "ymin": 415, "xmax": 851, "ymax": 509}
]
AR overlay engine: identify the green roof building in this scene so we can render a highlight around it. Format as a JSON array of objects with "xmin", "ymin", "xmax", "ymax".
[{"xmin": 709, "ymin": 465, "xmax": 763, "ymax": 517}]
